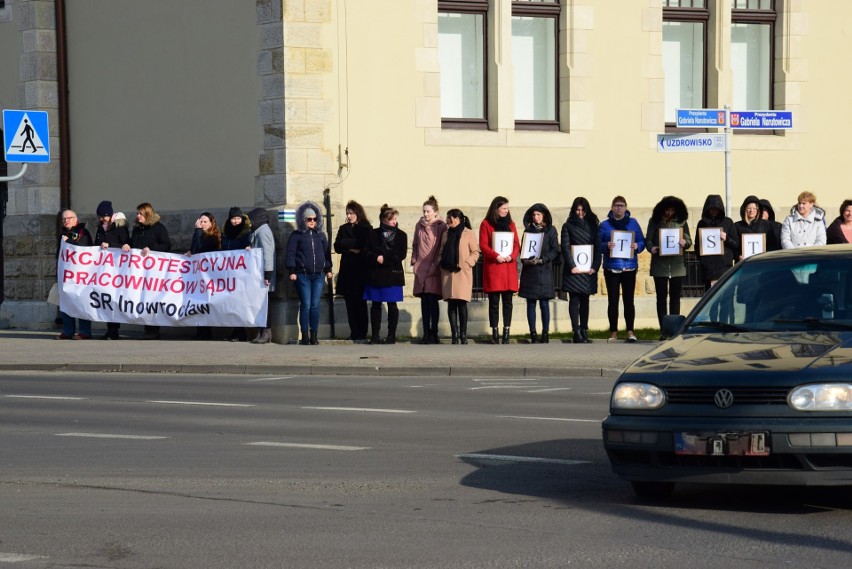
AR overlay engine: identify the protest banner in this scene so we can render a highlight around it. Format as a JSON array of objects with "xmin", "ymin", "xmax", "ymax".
[{"xmin": 57, "ymin": 241, "xmax": 268, "ymax": 327}]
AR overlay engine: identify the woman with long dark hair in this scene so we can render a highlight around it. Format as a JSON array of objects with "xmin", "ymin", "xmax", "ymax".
[
  {"xmin": 439, "ymin": 209, "xmax": 480, "ymax": 344},
  {"xmin": 518, "ymin": 203, "xmax": 559, "ymax": 343},
  {"xmin": 561, "ymin": 197, "xmax": 601, "ymax": 343},
  {"xmin": 364, "ymin": 205, "xmax": 408, "ymax": 345},
  {"xmin": 479, "ymin": 196, "xmax": 520, "ymax": 344},
  {"xmin": 333, "ymin": 200, "xmax": 372, "ymax": 341}
]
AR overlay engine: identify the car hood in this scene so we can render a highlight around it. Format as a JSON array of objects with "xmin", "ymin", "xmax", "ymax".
[{"xmin": 625, "ymin": 331, "xmax": 852, "ymax": 375}]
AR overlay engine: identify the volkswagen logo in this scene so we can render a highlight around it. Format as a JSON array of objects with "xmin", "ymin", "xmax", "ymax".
[{"xmin": 714, "ymin": 388, "xmax": 735, "ymax": 408}]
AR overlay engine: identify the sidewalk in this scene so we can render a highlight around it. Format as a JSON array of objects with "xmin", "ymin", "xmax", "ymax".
[{"xmin": 0, "ymin": 330, "xmax": 652, "ymax": 377}]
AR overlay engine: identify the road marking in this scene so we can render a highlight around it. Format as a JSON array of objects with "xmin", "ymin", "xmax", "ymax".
[
  {"xmin": 247, "ymin": 376, "xmax": 294, "ymax": 382},
  {"xmin": 527, "ymin": 388, "xmax": 572, "ymax": 393},
  {"xmin": 246, "ymin": 442, "xmax": 370, "ymax": 451},
  {"xmin": 473, "ymin": 378, "xmax": 537, "ymax": 382},
  {"xmin": 469, "ymin": 386, "xmax": 527, "ymax": 390},
  {"xmin": 55, "ymin": 433, "xmax": 169, "ymax": 440},
  {"xmin": 302, "ymin": 406, "xmax": 416, "ymax": 414},
  {"xmin": 590, "ymin": 392, "xmax": 613, "ymax": 396},
  {"xmin": 501, "ymin": 415, "xmax": 600, "ymax": 423},
  {"xmin": 457, "ymin": 453, "xmax": 590, "ymax": 466},
  {"xmin": 147, "ymin": 400, "xmax": 254, "ymax": 407},
  {"xmin": 0, "ymin": 553, "xmax": 48, "ymax": 562},
  {"xmin": 4, "ymin": 395, "xmax": 85, "ymax": 400}
]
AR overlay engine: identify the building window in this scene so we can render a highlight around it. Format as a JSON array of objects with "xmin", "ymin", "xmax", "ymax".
[
  {"xmin": 512, "ymin": 0, "xmax": 560, "ymax": 130},
  {"xmin": 662, "ymin": 0, "xmax": 708, "ymax": 124},
  {"xmin": 438, "ymin": 0, "xmax": 488, "ymax": 129},
  {"xmin": 731, "ymin": 0, "xmax": 775, "ymax": 111}
]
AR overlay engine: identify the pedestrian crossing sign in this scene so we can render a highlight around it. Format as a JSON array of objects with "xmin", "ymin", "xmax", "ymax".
[{"xmin": 3, "ymin": 109, "xmax": 51, "ymax": 163}]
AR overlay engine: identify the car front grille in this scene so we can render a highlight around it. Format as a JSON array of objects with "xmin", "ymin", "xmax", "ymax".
[{"xmin": 664, "ymin": 386, "xmax": 790, "ymax": 405}]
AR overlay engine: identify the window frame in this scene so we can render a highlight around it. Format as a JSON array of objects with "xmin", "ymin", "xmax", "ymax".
[
  {"xmin": 662, "ymin": 1, "xmax": 710, "ymax": 131},
  {"xmin": 511, "ymin": 0, "xmax": 561, "ymax": 131},
  {"xmin": 731, "ymin": 0, "xmax": 776, "ymax": 135},
  {"xmin": 438, "ymin": 0, "xmax": 489, "ymax": 130}
]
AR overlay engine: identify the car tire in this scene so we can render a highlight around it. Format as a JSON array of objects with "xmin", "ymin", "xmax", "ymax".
[{"xmin": 631, "ymin": 481, "xmax": 675, "ymax": 498}]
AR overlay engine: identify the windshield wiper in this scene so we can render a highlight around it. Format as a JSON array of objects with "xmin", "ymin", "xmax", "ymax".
[
  {"xmin": 773, "ymin": 318, "xmax": 852, "ymax": 331},
  {"xmin": 688, "ymin": 321, "xmax": 749, "ymax": 332}
]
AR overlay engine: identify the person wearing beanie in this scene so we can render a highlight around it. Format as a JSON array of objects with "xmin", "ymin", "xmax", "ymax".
[
  {"xmin": 221, "ymin": 207, "xmax": 253, "ymax": 341},
  {"xmin": 248, "ymin": 207, "xmax": 277, "ymax": 344},
  {"xmin": 286, "ymin": 201, "xmax": 333, "ymax": 345},
  {"xmin": 94, "ymin": 200, "xmax": 130, "ymax": 339}
]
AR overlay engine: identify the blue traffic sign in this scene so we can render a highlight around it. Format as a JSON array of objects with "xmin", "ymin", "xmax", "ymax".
[
  {"xmin": 676, "ymin": 109, "xmax": 727, "ymax": 128},
  {"xmin": 730, "ymin": 110, "xmax": 793, "ymax": 130},
  {"xmin": 3, "ymin": 109, "xmax": 51, "ymax": 163}
]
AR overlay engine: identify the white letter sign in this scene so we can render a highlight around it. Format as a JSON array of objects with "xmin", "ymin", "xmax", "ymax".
[
  {"xmin": 610, "ymin": 230, "xmax": 634, "ymax": 260},
  {"xmin": 572, "ymin": 245, "xmax": 593, "ymax": 271},
  {"xmin": 699, "ymin": 227, "xmax": 723, "ymax": 256},
  {"xmin": 659, "ymin": 228, "xmax": 682, "ymax": 256},
  {"xmin": 492, "ymin": 231, "xmax": 514, "ymax": 257},
  {"xmin": 521, "ymin": 233, "xmax": 543, "ymax": 260},
  {"xmin": 741, "ymin": 233, "xmax": 766, "ymax": 259}
]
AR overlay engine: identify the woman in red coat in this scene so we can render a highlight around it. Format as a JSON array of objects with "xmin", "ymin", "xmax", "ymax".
[{"xmin": 479, "ymin": 196, "xmax": 520, "ymax": 344}]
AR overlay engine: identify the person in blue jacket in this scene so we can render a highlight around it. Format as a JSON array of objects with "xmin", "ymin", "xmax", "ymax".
[
  {"xmin": 286, "ymin": 201, "xmax": 333, "ymax": 345},
  {"xmin": 599, "ymin": 195, "xmax": 645, "ymax": 343}
]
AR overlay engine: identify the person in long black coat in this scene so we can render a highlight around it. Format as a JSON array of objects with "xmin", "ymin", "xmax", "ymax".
[
  {"xmin": 696, "ymin": 195, "xmax": 738, "ymax": 291},
  {"xmin": 560, "ymin": 197, "xmax": 601, "ymax": 343},
  {"xmin": 518, "ymin": 203, "xmax": 559, "ymax": 343},
  {"xmin": 333, "ymin": 200, "xmax": 373, "ymax": 341},
  {"xmin": 364, "ymin": 204, "xmax": 408, "ymax": 345}
]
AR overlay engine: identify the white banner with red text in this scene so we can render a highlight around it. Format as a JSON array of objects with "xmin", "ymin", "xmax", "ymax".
[{"xmin": 57, "ymin": 241, "xmax": 268, "ymax": 327}]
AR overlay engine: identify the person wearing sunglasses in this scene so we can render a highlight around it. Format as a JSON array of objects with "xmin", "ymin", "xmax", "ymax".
[{"xmin": 286, "ymin": 201, "xmax": 333, "ymax": 345}]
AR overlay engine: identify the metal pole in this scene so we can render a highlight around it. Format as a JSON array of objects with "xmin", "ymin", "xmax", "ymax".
[
  {"xmin": 323, "ymin": 188, "xmax": 336, "ymax": 338},
  {"xmin": 0, "ymin": 162, "xmax": 27, "ymax": 183},
  {"xmin": 724, "ymin": 105, "xmax": 732, "ymax": 218}
]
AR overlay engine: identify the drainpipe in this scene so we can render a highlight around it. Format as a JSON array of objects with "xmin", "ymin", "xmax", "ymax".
[
  {"xmin": 323, "ymin": 187, "xmax": 335, "ymax": 338},
  {"xmin": 55, "ymin": 0, "xmax": 71, "ymax": 208}
]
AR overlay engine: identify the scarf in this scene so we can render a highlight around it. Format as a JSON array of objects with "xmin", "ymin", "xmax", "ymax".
[
  {"xmin": 493, "ymin": 216, "xmax": 511, "ymax": 232},
  {"xmin": 440, "ymin": 224, "xmax": 464, "ymax": 271},
  {"xmin": 379, "ymin": 222, "xmax": 398, "ymax": 249}
]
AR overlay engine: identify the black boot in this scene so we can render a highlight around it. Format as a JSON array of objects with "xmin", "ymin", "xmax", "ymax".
[
  {"xmin": 385, "ymin": 308, "xmax": 398, "ymax": 345},
  {"xmin": 419, "ymin": 323, "xmax": 431, "ymax": 345},
  {"xmin": 572, "ymin": 329, "xmax": 583, "ymax": 344},
  {"xmin": 459, "ymin": 305, "xmax": 469, "ymax": 345},
  {"xmin": 431, "ymin": 325, "xmax": 440, "ymax": 344},
  {"xmin": 299, "ymin": 331, "xmax": 310, "ymax": 346},
  {"xmin": 540, "ymin": 332, "xmax": 549, "ymax": 344},
  {"xmin": 309, "ymin": 330, "xmax": 318, "ymax": 345},
  {"xmin": 370, "ymin": 304, "xmax": 383, "ymax": 345},
  {"xmin": 449, "ymin": 309, "xmax": 459, "ymax": 345},
  {"xmin": 502, "ymin": 327, "xmax": 510, "ymax": 344},
  {"xmin": 529, "ymin": 331, "xmax": 538, "ymax": 344},
  {"xmin": 492, "ymin": 327, "xmax": 500, "ymax": 345},
  {"xmin": 581, "ymin": 328, "xmax": 592, "ymax": 343}
]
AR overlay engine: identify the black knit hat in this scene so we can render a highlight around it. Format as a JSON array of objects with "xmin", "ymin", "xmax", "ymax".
[
  {"xmin": 228, "ymin": 207, "xmax": 242, "ymax": 219},
  {"xmin": 96, "ymin": 200, "xmax": 113, "ymax": 217}
]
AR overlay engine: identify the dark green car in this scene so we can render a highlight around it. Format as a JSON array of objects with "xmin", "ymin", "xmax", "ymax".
[{"xmin": 603, "ymin": 245, "xmax": 852, "ymax": 497}]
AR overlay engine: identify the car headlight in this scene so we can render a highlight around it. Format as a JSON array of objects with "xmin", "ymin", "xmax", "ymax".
[
  {"xmin": 789, "ymin": 384, "xmax": 852, "ymax": 411},
  {"xmin": 611, "ymin": 382, "xmax": 666, "ymax": 410}
]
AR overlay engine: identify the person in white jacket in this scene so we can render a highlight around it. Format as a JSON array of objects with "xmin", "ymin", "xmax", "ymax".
[{"xmin": 781, "ymin": 191, "xmax": 827, "ymax": 249}]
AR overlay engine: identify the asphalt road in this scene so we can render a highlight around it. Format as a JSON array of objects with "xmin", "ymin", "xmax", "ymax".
[{"xmin": 2, "ymin": 371, "xmax": 852, "ymax": 568}]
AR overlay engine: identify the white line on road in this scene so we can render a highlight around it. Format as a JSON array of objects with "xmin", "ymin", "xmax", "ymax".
[
  {"xmin": 527, "ymin": 388, "xmax": 572, "ymax": 393},
  {"xmin": 501, "ymin": 415, "xmax": 600, "ymax": 423},
  {"xmin": 302, "ymin": 406, "xmax": 416, "ymax": 414},
  {"xmin": 247, "ymin": 376, "xmax": 294, "ymax": 382},
  {"xmin": 147, "ymin": 400, "xmax": 255, "ymax": 407},
  {"xmin": 4, "ymin": 395, "xmax": 85, "ymax": 400},
  {"xmin": 589, "ymin": 392, "xmax": 613, "ymax": 396},
  {"xmin": 246, "ymin": 442, "xmax": 370, "ymax": 451},
  {"xmin": 457, "ymin": 453, "xmax": 591, "ymax": 466},
  {"xmin": 55, "ymin": 433, "xmax": 169, "ymax": 440},
  {"xmin": 0, "ymin": 553, "xmax": 48, "ymax": 562},
  {"xmin": 473, "ymin": 378, "xmax": 537, "ymax": 382},
  {"xmin": 469, "ymin": 386, "xmax": 527, "ymax": 390}
]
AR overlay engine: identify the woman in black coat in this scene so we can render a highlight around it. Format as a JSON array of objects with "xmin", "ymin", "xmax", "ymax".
[
  {"xmin": 364, "ymin": 204, "xmax": 408, "ymax": 345},
  {"xmin": 333, "ymin": 200, "xmax": 373, "ymax": 341},
  {"xmin": 187, "ymin": 212, "xmax": 222, "ymax": 341},
  {"xmin": 518, "ymin": 203, "xmax": 559, "ymax": 343},
  {"xmin": 93, "ymin": 200, "xmax": 130, "ymax": 339},
  {"xmin": 122, "ymin": 202, "xmax": 171, "ymax": 340},
  {"xmin": 696, "ymin": 195, "xmax": 738, "ymax": 290},
  {"xmin": 560, "ymin": 197, "xmax": 601, "ymax": 343}
]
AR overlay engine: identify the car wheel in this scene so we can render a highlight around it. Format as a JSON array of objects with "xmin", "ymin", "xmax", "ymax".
[{"xmin": 631, "ymin": 481, "xmax": 675, "ymax": 498}]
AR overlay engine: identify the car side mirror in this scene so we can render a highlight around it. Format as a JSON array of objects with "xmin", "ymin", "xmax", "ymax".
[{"xmin": 661, "ymin": 314, "xmax": 686, "ymax": 338}]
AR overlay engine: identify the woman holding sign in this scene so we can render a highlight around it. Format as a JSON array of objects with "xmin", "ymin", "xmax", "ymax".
[
  {"xmin": 518, "ymin": 203, "xmax": 559, "ymax": 344},
  {"xmin": 734, "ymin": 196, "xmax": 773, "ymax": 260},
  {"xmin": 123, "ymin": 202, "xmax": 171, "ymax": 340},
  {"xmin": 560, "ymin": 197, "xmax": 601, "ymax": 344},
  {"xmin": 696, "ymin": 195, "xmax": 738, "ymax": 291},
  {"xmin": 600, "ymin": 196, "xmax": 645, "ymax": 343},
  {"xmin": 646, "ymin": 196, "xmax": 692, "ymax": 338},
  {"xmin": 479, "ymin": 196, "xmax": 520, "ymax": 344},
  {"xmin": 439, "ymin": 210, "xmax": 480, "ymax": 344}
]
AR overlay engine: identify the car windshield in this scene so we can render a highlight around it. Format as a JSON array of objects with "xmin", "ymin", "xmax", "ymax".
[{"xmin": 687, "ymin": 255, "xmax": 852, "ymax": 332}]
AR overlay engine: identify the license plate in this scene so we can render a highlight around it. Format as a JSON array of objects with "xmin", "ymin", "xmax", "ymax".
[{"xmin": 675, "ymin": 432, "xmax": 770, "ymax": 456}]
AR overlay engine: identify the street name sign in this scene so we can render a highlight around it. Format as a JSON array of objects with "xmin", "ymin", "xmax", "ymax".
[
  {"xmin": 676, "ymin": 109, "xmax": 727, "ymax": 128},
  {"xmin": 730, "ymin": 110, "xmax": 793, "ymax": 130},
  {"xmin": 3, "ymin": 109, "xmax": 50, "ymax": 163},
  {"xmin": 657, "ymin": 133, "xmax": 726, "ymax": 153}
]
